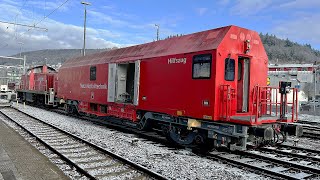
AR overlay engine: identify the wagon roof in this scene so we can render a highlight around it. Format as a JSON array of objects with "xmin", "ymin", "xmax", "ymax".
[{"xmin": 62, "ymin": 25, "xmax": 235, "ymax": 68}]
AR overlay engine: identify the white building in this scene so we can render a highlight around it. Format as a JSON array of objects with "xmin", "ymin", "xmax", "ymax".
[{"xmin": 268, "ymin": 63, "xmax": 319, "ymax": 101}]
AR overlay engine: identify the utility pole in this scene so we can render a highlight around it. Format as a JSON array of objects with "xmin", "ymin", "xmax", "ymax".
[
  {"xmin": 155, "ymin": 24, "xmax": 159, "ymax": 41},
  {"xmin": 81, "ymin": 1, "xmax": 91, "ymax": 56},
  {"xmin": 18, "ymin": 42, "xmax": 24, "ymax": 57},
  {"xmin": 314, "ymin": 62, "xmax": 317, "ymax": 112},
  {"xmin": 23, "ymin": 55, "xmax": 26, "ymax": 75}
]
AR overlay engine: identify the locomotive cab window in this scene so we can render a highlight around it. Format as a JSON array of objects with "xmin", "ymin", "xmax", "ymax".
[
  {"xmin": 192, "ymin": 54, "xmax": 212, "ymax": 79},
  {"xmin": 225, "ymin": 58, "xmax": 235, "ymax": 81},
  {"xmin": 90, "ymin": 66, "xmax": 96, "ymax": 81}
]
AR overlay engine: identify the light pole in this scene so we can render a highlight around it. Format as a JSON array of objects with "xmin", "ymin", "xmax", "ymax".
[
  {"xmin": 314, "ymin": 62, "xmax": 317, "ymax": 113},
  {"xmin": 18, "ymin": 42, "xmax": 24, "ymax": 57},
  {"xmin": 155, "ymin": 24, "xmax": 159, "ymax": 41},
  {"xmin": 81, "ymin": 1, "xmax": 91, "ymax": 56},
  {"xmin": 18, "ymin": 42, "xmax": 24, "ymax": 66}
]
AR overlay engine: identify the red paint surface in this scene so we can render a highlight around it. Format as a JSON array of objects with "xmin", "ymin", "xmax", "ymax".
[
  {"xmin": 18, "ymin": 65, "xmax": 57, "ymax": 91},
  {"xmin": 55, "ymin": 25, "xmax": 294, "ymax": 125}
]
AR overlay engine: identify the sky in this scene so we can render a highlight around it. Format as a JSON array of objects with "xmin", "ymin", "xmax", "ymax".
[{"xmin": 0, "ymin": 0, "xmax": 319, "ymax": 56}]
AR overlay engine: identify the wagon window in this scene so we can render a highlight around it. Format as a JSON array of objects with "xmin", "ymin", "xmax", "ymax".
[
  {"xmin": 90, "ymin": 66, "xmax": 96, "ymax": 81},
  {"xmin": 225, "ymin": 58, "xmax": 235, "ymax": 81},
  {"xmin": 192, "ymin": 54, "xmax": 212, "ymax": 79}
]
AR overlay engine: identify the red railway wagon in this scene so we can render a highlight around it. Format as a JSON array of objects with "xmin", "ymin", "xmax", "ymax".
[
  {"xmin": 56, "ymin": 25, "xmax": 301, "ymax": 150},
  {"xmin": 17, "ymin": 65, "xmax": 57, "ymax": 106}
]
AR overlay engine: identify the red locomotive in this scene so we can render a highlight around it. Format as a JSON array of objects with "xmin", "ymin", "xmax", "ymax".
[
  {"xmin": 17, "ymin": 65, "xmax": 57, "ymax": 106},
  {"xmin": 17, "ymin": 25, "xmax": 302, "ymax": 150}
]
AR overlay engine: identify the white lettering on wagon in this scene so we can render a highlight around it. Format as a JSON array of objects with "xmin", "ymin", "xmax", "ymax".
[
  {"xmin": 80, "ymin": 83, "xmax": 108, "ymax": 89},
  {"xmin": 168, "ymin": 58, "xmax": 187, "ymax": 64}
]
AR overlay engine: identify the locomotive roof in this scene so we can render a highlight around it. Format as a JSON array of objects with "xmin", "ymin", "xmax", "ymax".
[
  {"xmin": 61, "ymin": 25, "xmax": 246, "ymax": 68},
  {"xmin": 27, "ymin": 65, "xmax": 56, "ymax": 73}
]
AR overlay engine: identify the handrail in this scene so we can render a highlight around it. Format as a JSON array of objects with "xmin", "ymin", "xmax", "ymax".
[
  {"xmin": 219, "ymin": 85, "xmax": 235, "ymax": 121},
  {"xmin": 253, "ymin": 86, "xmax": 298, "ymax": 123},
  {"xmin": 220, "ymin": 85, "xmax": 298, "ymax": 123}
]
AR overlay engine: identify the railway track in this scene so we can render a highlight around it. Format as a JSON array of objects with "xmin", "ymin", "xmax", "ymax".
[
  {"xmin": 10, "ymin": 105, "xmax": 320, "ymax": 179},
  {"xmin": 298, "ymin": 120, "xmax": 320, "ymax": 126},
  {"xmin": 208, "ymin": 144, "xmax": 320, "ymax": 179},
  {"xmin": 43, "ymin": 106, "xmax": 177, "ymax": 149},
  {"xmin": 302, "ymin": 127, "xmax": 320, "ymax": 139},
  {"xmin": 48, "ymin": 109, "xmax": 320, "ymax": 179},
  {"xmin": 295, "ymin": 121, "xmax": 320, "ymax": 140},
  {"xmin": 0, "ymin": 107, "xmax": 167, "ymax": 180}
]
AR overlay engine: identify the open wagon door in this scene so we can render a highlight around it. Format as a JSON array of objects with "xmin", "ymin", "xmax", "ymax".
[
  {"xmin": 237, "ymin": 57, "xmax": 250, "ymax": 112},
  {"xmin": 133, "ymin": 60, "xmax": 140, "ymax": 106},
  {"xmin": 108, "ymin": 63, "xmax": 117, "ymax": 102}
]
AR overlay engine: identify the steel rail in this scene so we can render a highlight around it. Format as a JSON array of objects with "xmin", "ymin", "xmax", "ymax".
[
  {"xmin": 278, "ymin": 144, "xmax": 320, "ymax": 154},
  {"xmin": 0, "ymin": 109, "xmax": 95, "ymax": 180},
  {"xmin": 15, "ymin": 105, "xmax": 288, "ymax": 179},
  {"xmin": 302, "ymin": 132, "xmax": 320, "ymax": 139},
  {"xmin": 293, "ymin": 122, "xmax": 320, "ymax": 139},
  {"xmin": 303, "ymin": 126, "xmax": 320, "ymax": 132},
  {"xmin": 13, "ymin": 105, "xmax": 320, "ymax": 179},
  {"xmin": 238, "ymin": 150, "xmax": 320, "ymax": 175},
  {"xmin": 206, "ymin": 152, "xmax": 299, "ymax": 180},
  {"xmin": 297, "ymin": 120, "xmax": 320, "ymax": 126},
  {"xmin": 255, "ymin": 146, "xmax": 320, "ymax": 163},
  {"xmin": 45, "ymin": 107, "xmax": 172, "ymax": 146},
  {"xmin": 3, "ymin": 107, "xmax": 168, "ymax": 180}
]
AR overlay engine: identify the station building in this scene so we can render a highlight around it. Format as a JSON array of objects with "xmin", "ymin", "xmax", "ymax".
[{"xmin": 268, "ymin": 63, "xmax": 320, "ymax": 101}]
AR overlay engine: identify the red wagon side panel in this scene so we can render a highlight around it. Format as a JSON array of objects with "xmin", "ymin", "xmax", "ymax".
[
  {"xmin": 57, "ymin": 64, "xmax": 109, "ymax": 105},
  {"xmin": 57, "ymin": 26, "xmax": 231, "ymax": 120},
  {"xmin": 138, "ymin": 50, "xmax": 216, "ymax": 120}
]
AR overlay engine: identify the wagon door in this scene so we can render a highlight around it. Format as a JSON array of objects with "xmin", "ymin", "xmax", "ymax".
[
  {"xmin": 108, "ymin": 63, "xmax": 117, "ymax": 102},
  {"xmin": 237, "ymin": 57, "xmax": 250, "ymax": 112},
  {"xmin": 133, "ymin": 60, "xmax": 140, "ymax": 105}
]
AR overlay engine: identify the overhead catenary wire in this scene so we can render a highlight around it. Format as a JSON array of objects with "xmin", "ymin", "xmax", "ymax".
[
  {"xmin": 10, "ymin": 0, "xmax": 29, "ymax": 41},
  {"xmin": 9, "ymin": 0, "xmax": 71, "ymax": 50},
  {"xmin": 2, "ymin": 0, "xmax": 32, "ymax": 50},
  {"xmin": 0, "ymin": 20, "xmax": 48, "ymax": 31},
  {"xmin": 14, "ymin": 0, "xmax": 71, "ymax": 36},
  {"xmin": 17, "ymin": 0, "xmax": 29, "ymax": 15},
  {"xmin": 29, "ymin": 0, "xmax": 71, "ymax": 29}
]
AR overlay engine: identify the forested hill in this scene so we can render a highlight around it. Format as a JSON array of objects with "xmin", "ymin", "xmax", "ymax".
[
  {"xmin": 1, "ymin": 34, "xmax": 319, "ymax": 65},
  {"xmin": 0, "ymin": 49, "xmax": 111, "ymax": 65},
  {"xmin": 260, "ymin": 33, "xmax": 320, "ymax": 64}
]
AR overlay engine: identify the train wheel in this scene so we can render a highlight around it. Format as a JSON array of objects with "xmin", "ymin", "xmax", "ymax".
[{"xmin": 167, "ymin": 126, "xmax": 197, "ymax": 147}]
